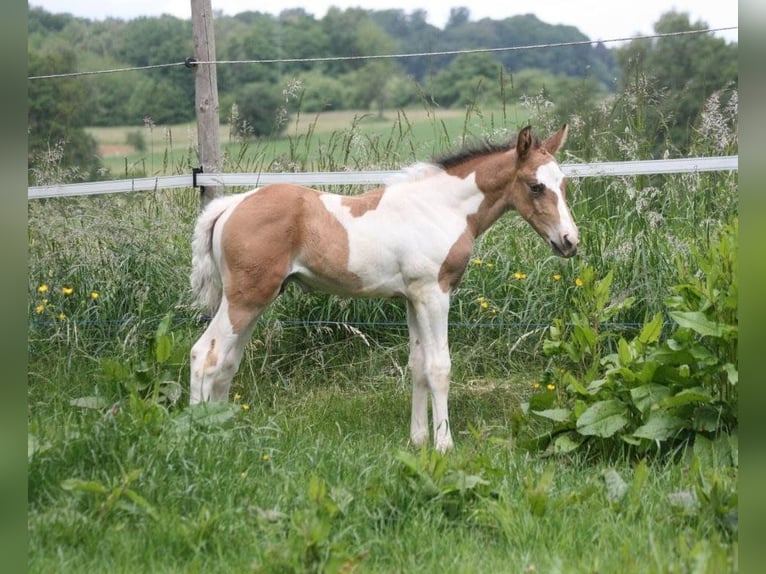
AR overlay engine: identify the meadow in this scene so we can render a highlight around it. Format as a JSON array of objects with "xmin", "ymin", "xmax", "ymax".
[{"xmin": 29, "ymin": 99, "xmax": 738, "ymax": 572}]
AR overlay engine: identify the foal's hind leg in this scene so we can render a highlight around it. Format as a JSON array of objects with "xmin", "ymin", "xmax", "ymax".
[{"xmin": 189, "ymin": 296, "xmax": 262, "ymax": 403}]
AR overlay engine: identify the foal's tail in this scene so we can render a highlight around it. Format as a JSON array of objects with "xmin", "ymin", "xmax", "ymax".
[{"xmin": 190, "ymin": 195, "xmax": 238, "ymax": 315}]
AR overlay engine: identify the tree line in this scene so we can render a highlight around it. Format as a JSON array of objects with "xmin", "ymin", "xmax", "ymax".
[{"xmin": 27, "ymin": 6, "xmax": 736, "ymax": 182}]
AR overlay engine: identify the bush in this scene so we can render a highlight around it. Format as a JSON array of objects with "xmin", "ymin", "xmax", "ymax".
[{"xmin": 523, "ymin": 219, "xmax": 738, "ymax": 456}]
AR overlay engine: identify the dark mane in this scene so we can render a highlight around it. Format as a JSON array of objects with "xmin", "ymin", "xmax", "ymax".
[{"xmin": 431, "ymin": 136, "xmax": 522, "ymax": 170}]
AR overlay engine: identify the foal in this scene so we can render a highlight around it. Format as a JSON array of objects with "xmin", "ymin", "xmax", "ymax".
[{"xmin": 189, "ymin": 125, "xmax": 578, "ymax": 451}]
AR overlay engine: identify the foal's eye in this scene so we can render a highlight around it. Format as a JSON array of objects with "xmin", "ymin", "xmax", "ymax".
[{"xmin": 530, "ymin": 182, "xmax": 546, "ymax": 195}]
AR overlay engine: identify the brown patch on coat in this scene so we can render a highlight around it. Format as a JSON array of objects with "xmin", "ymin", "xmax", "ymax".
[
  {"xmin": 438, "ymin": 228, "xmax": 474, "ymax": 292},
  {"xmin": 220, "ymin": 184, "xmax": 362, "ymax": 332},
  {"xmin": 341, "ymin": 187, "xmax": 384, "ymax": 217},
  {"xmin": 204, "ymin": 338, "xmax": 218, "ymax": 368}
]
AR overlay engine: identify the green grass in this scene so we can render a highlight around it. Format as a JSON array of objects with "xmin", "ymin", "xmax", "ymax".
[
  {"xmin": 28, "ymin": 365, "xmax": 736, "ymax": 573},
  {"xmin": 30, "ymin": 95, "xmax": 738, "ymax": 571}
]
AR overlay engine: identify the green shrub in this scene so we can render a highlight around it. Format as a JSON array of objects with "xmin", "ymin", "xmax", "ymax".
[{"xmin": 523, "ymin": 219, "xmax": 738, "ymax": 455}]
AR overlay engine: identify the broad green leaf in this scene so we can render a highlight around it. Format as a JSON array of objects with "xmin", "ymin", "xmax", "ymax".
[
  {"xmin": 586, "ymin": 378, "xmax": 608, "ymax": 394},
  {"xmin": 531, "ymin": 408, "xmax": 572, "ymax": 423},
  {"xmin": 155, "ymin": 311, "xmax": 174, "ymax": 339},
  {"xmin": 572, "ymin": 324, "xmax": 596, "ymax": 352},
  {"xmin": 605, "ymin": 365, "xmax": 636, "ymax": 384},
  {"xmin": 661, "ymin": 387, "xmax": 712, "ymax": 408},
  {"xmin": 723, "ymin": 363, "xmax": 738, "ymax": 385},
  {"xmin": 692, "ymin": 405, "xmax": 723, "ymax": 433},
  {"xmin": 175, "ymin": 402, "xmax": 238, "ymax": 432},
  {"xmin": 692, "ymin": 434, "xmax": 716, "ymax": 469},
  {"xmin": 630, "ymin": 384, "xmax": 672, "ymax": 414},
  {"xmin": 617, "ymin": 338, "xmax": 633, "ymax": 366},
  {"xmin": 593, "ymin": 269, "xmax": 614, "ymax": 308},
  {"xmin": 632, "ymin": 411, "xmax": 685, "ymax": 440},
  {"xmin": 635, "ymin": 360, "xmax": 660, "ymax": 384},
  {"xmin": 639, "ymin": 312, "xmax": 664, "ymax": 344},
  {"xmin": 576, "ymin": 400, "xmax": 629, "ymax": 437},
  {"xmin": 562, "ymin": 371, "xmax": 589, "ymax": 396},
  {"xmin": 669, "ymin": 311, "xmax": 724, "ymax": 337},
  {"xmin": 450, "ymin": 471, "xmax": 490, "ymax": 492},
  {"xmin": 155, "ymin": 334, "xmax": 172, "ymax": 364},
  {"xmin": 550, "ymin": 433, "xmax": 583, "ymax": 454}
]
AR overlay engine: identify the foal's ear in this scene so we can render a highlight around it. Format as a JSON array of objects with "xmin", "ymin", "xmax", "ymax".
[
  {"xmin": 542, "ymin": 124, "xmax": 568, "ymax": 156},
  {"xmin": 516, "ymin": 125, "xmax": 533, "ymax": 161}
]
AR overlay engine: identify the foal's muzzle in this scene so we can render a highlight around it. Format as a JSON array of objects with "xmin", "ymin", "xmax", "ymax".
[{"xmin": 551, "ymin": 232, "xmax": 578, "ymax": 258}]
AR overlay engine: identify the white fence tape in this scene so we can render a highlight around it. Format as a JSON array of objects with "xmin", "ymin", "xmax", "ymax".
[{"xmin": 28, "ymin": 155, "xmax": 738, "ymax": 200}]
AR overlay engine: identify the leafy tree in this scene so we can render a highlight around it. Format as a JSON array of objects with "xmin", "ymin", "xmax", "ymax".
[
  {"xmin": 231, "ymin": 82, "xmax": 289, "ymax": 137},
  {"xmin": 351, "ymin": 20, "xmax": 402, "ymax": 114},
  {"xmin": 290, "ymin": 71, "xmax": 355, "ymax": 113},
  {"xmin": 28, "ymin": 46, "xmax": 102, "ymax": 184},
  {"xmin": 126, "ymin": 73, "xmax": 195, "ymax": 126},
  {"xmin": 615, "ymin": 11, "xmax": 737, "ymax": 155},
  {"xmin": 431, "ymin": 52, "xmax": 507, "ymax": 108}
]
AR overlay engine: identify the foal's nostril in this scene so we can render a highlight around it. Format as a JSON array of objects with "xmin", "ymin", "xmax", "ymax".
[{"xmin": 563, "ymin": 234, "xmax": 573, "ymax": 248}]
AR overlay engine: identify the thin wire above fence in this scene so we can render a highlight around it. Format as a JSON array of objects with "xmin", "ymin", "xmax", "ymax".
[
  {"xmin": 27, "ymin": 26, "xmax": 737, "ymax": 81},
  {"xmin": 27, "ymin": 155, "xmax": 739, "ymax": 200}
]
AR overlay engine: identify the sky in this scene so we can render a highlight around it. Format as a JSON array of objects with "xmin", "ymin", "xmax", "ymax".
[{"xmin": 30, "ymin": 0, "xmax": 738, "ymax": 43}]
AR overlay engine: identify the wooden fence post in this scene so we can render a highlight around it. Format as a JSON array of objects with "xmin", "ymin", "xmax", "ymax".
[{"xmin": 190, "ymin": 0, "xmax": 222, "ymax": 208}]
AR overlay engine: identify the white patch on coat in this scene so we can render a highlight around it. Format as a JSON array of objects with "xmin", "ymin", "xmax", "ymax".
[
  {"xmin": 535, "ymin": 161, "xmax": 579, "ymax": 245},
  {"xmin": 319, "ymin": 169, "xmax": 485, "ymax": 296}
]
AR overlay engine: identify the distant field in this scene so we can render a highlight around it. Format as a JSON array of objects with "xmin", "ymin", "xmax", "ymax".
[{"xmin": 86, "ymin": 106, "xmax": 530, "ymax": 178}]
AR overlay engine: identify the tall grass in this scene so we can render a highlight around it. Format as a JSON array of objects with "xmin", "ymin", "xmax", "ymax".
[{"xmin": 28, "ymin": 80, "xmax": 738, "ymax": 572}]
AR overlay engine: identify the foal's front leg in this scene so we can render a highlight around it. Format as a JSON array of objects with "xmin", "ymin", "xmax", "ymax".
[
  {"xmin": 407, "ymin": 293, "xmax": 454, "ymax": 452},
  {"xmin": 406, "ymin": 300, "xmax": 429, "ymax": 448}
]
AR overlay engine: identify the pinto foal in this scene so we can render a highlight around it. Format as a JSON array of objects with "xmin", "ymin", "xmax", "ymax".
[{"xmin": 189, "ymin": 125, "xmax": 578, "ymax": 451}]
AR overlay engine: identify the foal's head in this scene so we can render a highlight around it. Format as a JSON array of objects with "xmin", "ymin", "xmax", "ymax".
[{"xmin": 502, "ymin": 125, "xmax": 579, "ymax": 258}]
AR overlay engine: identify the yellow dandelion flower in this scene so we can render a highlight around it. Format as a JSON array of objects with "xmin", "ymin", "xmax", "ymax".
[
  {"xmin": 262, "ymin": 453, "xmax": 270, "ymax": 462},
  {"xmin": 476, "ymin": 296, "xmax": 486, "ymax": 302},
  {"xmin": 241, "ymin": 404, "xmax": 250, "ymax": 411},
  {"xmin": 35, "ymin": 304, "xmax": 45, "ymax": 314},
  {"xmin": 472, "ymin": 258, "xmax": 483, "ymax": 266},
  {"xmin": 574, "ymin": 277, "xmax": 584, "ymax": 287},
  {"xmin": 513, "ymin": 272, "xmax": 527, "ymax": 280},
  {"xmin": 546, "ymin": 384, "xmax": 556, "ymax": 391},
  {"xmin": 532, "ymin": 383, "xmax": 541, "ymax": 390},
  {"xmin": 234, "ymin": 393, "xmax": 242, "ymax": 401},
  {"xmin": 486, "ymin": 262, "xmax": 494, "ymax": 269},
  {"xmin": 90, "ymin": 291, "xmax": 100, "ymax": 300},
  {"xmin": 553, "ymin": 274, "xmax": 562, "ymax": 281},
  {"xmin": 481, "ymin": 301, "xmax": 489, "ymax": 309},
  {"xmin": 61, "ymin": 287, "xmax": 74, "ymax": 295},
  {"xmin": 37, "ymin": 284, "xmax": 48, "ymax": 294},
  {"xmin": 58, "ymin": 312, "xmax": 67, "ymax": 321}
]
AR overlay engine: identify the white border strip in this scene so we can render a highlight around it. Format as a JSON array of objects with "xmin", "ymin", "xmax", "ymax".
[{"xmin": 28, "ymin": 156, "xmax": 738, "ymax": 200}]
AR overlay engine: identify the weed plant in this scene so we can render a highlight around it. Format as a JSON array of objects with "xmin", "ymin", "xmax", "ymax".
[{"xmin": 28, "ymin": 78, "xmax": 738, "ymax": 571}]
